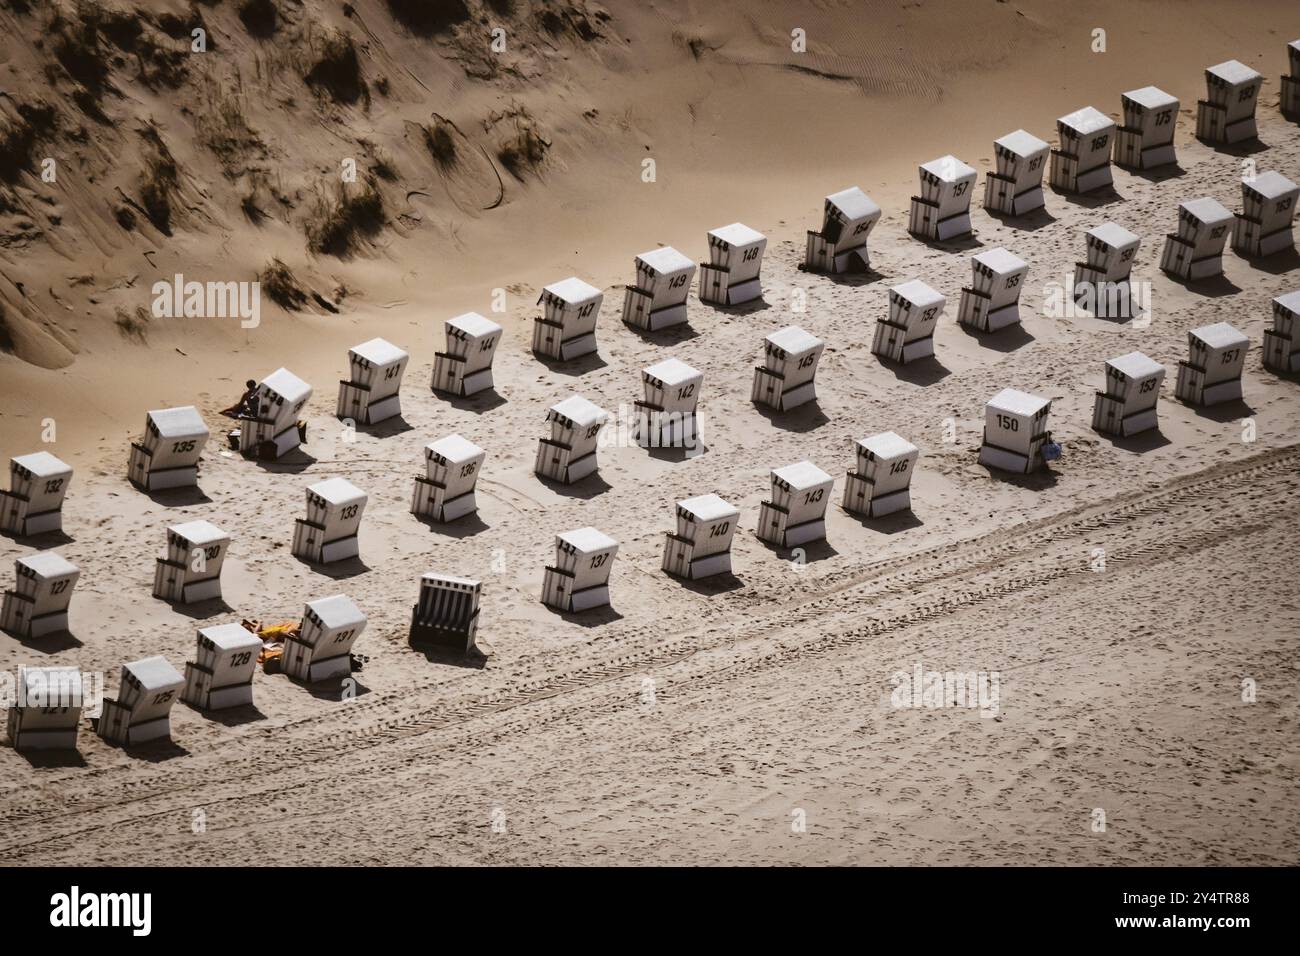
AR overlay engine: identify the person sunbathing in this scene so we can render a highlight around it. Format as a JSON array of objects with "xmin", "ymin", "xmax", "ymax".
[{"xmin": 220, "ymin": 380, "xmax": 259, "ymax": 419}]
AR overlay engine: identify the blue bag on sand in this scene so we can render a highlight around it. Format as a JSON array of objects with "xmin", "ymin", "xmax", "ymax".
[{"xmin": 1042, "ymin": 441, "xmax": 1062, "ymax": 462}]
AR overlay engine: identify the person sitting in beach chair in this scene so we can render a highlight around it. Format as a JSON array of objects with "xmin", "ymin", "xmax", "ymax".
[{"xmin": 220, "ymin": 380, "xmax": 259, "ymax": 420}]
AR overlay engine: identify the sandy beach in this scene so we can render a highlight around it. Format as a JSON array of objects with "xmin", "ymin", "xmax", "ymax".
[{"xmin": 0, "ymin": 0, "xmax": 1297, "ymax": 865}]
